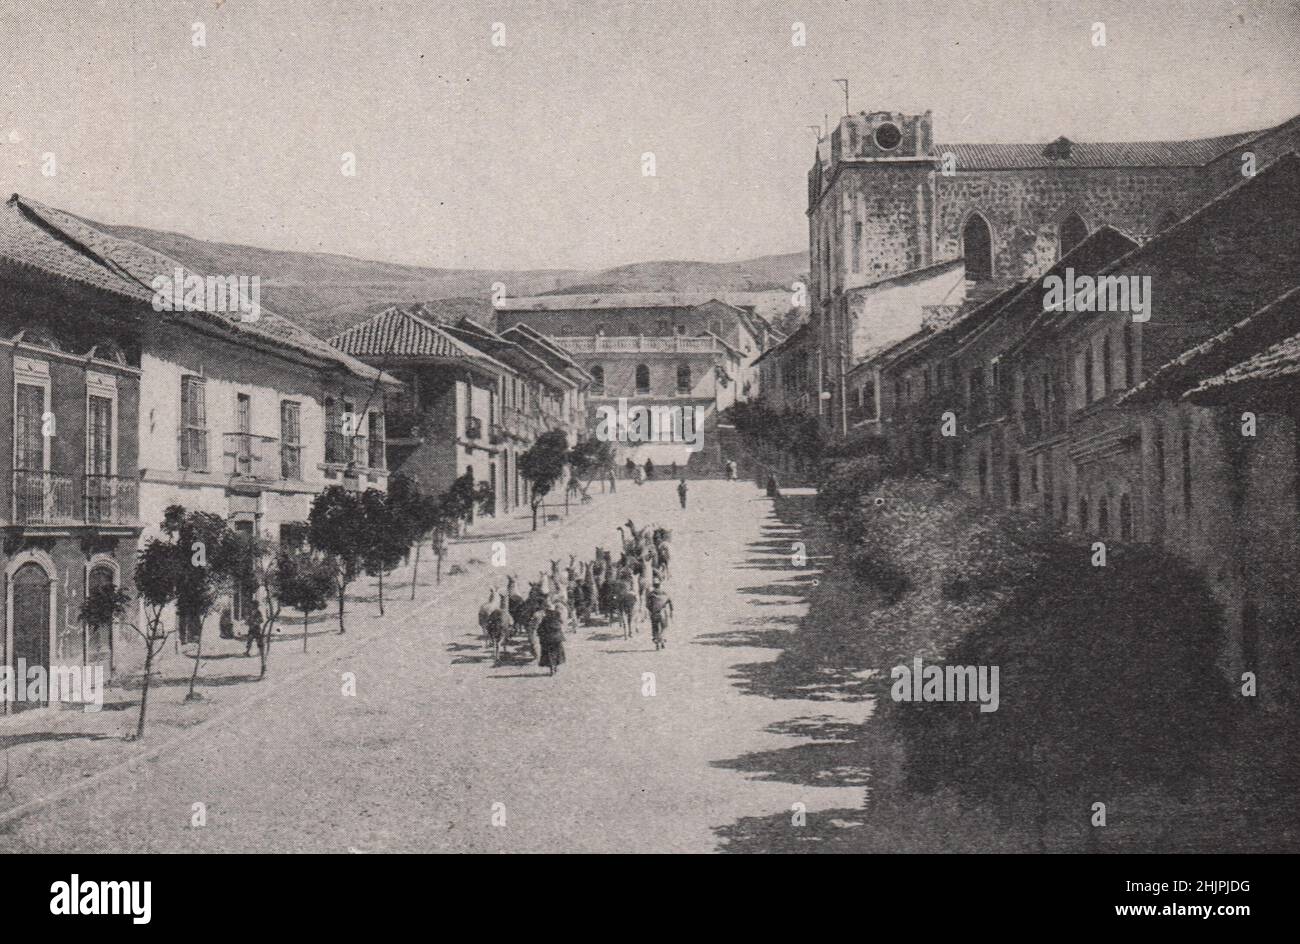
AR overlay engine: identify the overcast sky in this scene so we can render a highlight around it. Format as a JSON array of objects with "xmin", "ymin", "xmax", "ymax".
[{"xmin": 3, "ymin": 0, "xmax": 1298, "ymax": 272}]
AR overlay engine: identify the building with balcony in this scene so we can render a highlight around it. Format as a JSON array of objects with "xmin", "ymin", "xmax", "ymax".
[
  {"xmin": 330, "ymin": 307, "xmax": 514, "ymax": 514},
  {"xmin": 451, "ymin": 320, "xmax": 590, "ymax": 511},
  {"xmin": 0, "ymin": 195, "xmax": 398, "ymax": 693}
]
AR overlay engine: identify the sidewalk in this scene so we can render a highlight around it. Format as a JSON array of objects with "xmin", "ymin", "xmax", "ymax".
[{"xmin": 0, "ymin": 490, "xmax": 612, "ymax": 825}]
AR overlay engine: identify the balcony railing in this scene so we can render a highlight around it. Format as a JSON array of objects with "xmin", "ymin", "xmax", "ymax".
[
  {"xmin": 179, "ymin": 427, "xmax": 209, "ymax": 472},
  {"xmin": 281, "ymin": 442, "xmax": 303, "ymax": 481},
  {"xmin": 83, "ymin": 474, "xmax": 140, "ymax": 525},
  {"xmin": 555, "ymin": 336, "xmax": 723, "ymax": 354},
  {"xmin": 223, "ymin": 432, "xmax": 280, "ymax": 480},
  {"xmin": 326, "ymin": 431, "xmax": 371, "ymax": 468},
  {"xmin": 12, "ymin": 469, "xmax": 78, "ymax": 525}
]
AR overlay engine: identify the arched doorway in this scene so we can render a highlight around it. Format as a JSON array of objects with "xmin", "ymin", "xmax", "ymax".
[
  {"xmin": 11, "ymin": 561, "xmax": 53, "ymax": 710},
  {"xmin": 962, "ymin": 213, "xmax": 993, "ymax": 282}
]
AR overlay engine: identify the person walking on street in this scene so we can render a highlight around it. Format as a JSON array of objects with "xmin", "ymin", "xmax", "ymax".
[
  {"xmin": 243, "ymin": 601, "xmax": 265, "ymax": 657},
  {"xmin": 726, "ymin": 459, "xmax": 737, "ymax": 480},
  {"xmin": 677, "ymin": 477, "xmax": 688, "ymax": 509},
  {"xmin": 766, "ymin": 473, "xmax": 781, "ymax": 499},
  {"xmin": 644, "ymin": 457, "xmax": 655, "ymax": 480},
  {"xmin": 625, "ymin": 457, "xmax": 636, "ymax": 480},
  {"xmin": 538, "ymin": 598, "xmax": 567, "ymax": 676},
  {"xmin": 647, "ymin": 580, "xmax": 673, "ymax": 650}
]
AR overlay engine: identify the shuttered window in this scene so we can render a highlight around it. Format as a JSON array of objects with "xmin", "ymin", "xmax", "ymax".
[{"xmin": 179, "ymin": 376, "xmax": 208, "ymax": 471}]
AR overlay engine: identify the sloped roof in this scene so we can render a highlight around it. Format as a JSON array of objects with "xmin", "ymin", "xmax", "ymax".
[
  {"xmin": 848, "ymin": 257, "xmax": 964, "ymax": 294},
  {"xmin": 329, "ymin": 305, "xmax": 507, "ymax": 372},
  {"xmin": 958, "ymin": 226, "xmax": 1140, "ymax": 359},
  {"xmin": 0, "ymin": 194, "xmax": 394, "ymax": 385},
  {"xmin": 935, "ymin": 130, "xmax": 1257, "ymax": 171},
  {"xmin": 499, "ymin": 322, "xmax": 592, "ymax": 380},
  {"xmin": 752, "ymin": 321, "xmax": 811, "ymax": 366},
  {"xmin": 1125, "ymin": 284, "xmax": 1300, "ymax": 404},
  {"xmin": 1010, "ymin": 152, "xmax": 1300, "ymax": 373},
  {"xmin": 443, "ymin": 318, "xmax": 576, "ymax": 389},
  {"xmin": 1190, "ymin": 329, "xmax": 1300, "ymax": 400}
]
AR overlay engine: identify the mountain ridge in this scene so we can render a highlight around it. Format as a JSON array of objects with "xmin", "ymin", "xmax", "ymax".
[{"xmin": 80, "ymin": 217, "xmax": 807, "ymax": 339}]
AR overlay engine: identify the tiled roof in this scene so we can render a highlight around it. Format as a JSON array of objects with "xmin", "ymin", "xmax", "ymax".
[
  {"xmin": 329, "ymin": 306, "xmax": 506, "ymax": 369},
  {"xmin": 1125, "ymin": 284, "xmax": 1300, "ymax": 404},
  {"xmin": 443, "ymin": 319, "xmax": 576, "ymax": 389},
  {"xmin": 1196, "ymin": 331, "xmax": 1300, "ymax": 397},
  {"xmin": 935, "ymin": 130, "xmax": 1257, "ymax": 170},
  {"xmin": 0, "ymin": 194, "xmax": 393, "ymax": 384},
  {"xmin": 499, "ymin": 322, "xmax": 591, "ymax": 378}
]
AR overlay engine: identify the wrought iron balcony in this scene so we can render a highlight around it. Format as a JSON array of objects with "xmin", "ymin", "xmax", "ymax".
[
  {"xmin": 12, "ymin": 469, "xmax": 78, "ymax": 525},
  {"xmin": 178, "ymin": 427, "xmax": 209, "ymax": 472},
  {"xmin": 223, "ymin": 432, "xmax": 280, "ymax": 480},
  {"xmin": 325, "ymin": 431, "xmax": 362, "ymax": 466},
  {"xmin": 368, "ymin": 436, "xmax": 386, "ymax": 471},
  {"xmin": 281, "ymin": 442, "xmax": 303, "ymax": 481},
  {"xmin": 83, "ymin": 473, "xmax": 140, "ymax": 525}
]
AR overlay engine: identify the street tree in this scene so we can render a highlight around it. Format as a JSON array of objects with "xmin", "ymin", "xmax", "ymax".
[
  {"xmin": 308, "ymin": 485, "xmax": 365, "ymax": 634},
  {"xmin": 161, "ymin": 505, "xmax": 240, "ymax": 702},
  {"xmin": 278, "ymin": 550, "xmax": 336, "ymax": 653},
  {"xmin": 359, "ymin": 487, "xmax": 409, "ymax": 616},
  {"xmin": 114, "ymin": 539, "xmax": 186, "ymax": 737},
  {"xmin": 519, "ymin": 429, "xmax": 570, "ymax": 531},
  {"xmin": 568, "ymin": 438, "xmax": 615, "ymax": 496}
]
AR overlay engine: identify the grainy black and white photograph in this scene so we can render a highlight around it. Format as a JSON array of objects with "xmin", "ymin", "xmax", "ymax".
[{"xmin": 1, "ymin": 0, "xmax": 1298, "ymax": 880}]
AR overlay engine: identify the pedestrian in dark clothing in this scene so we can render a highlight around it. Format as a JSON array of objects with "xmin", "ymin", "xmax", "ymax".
[
  {"xmin": 538, "ymin": 601, "xmax": 566, "ymax": 676},
  {"xmin": 644, "ymin": 458, "xmax": 655, "ymax": 480},
  {"xmin": 766, "ymin": 473, "xmax": 781, "ymax": 499},
  {"xmin": 219, "ymin": 607, "xmax": 235, "ymax": 640},
  {"xmin": 647, "ymin": 581, "xmax": 673, "ymax": 650},
  {"xmin": 243, "ymin": 602, "xmax": 264, "ymax": 657},
  {"xmin": 669, "ymin": 461, "xmax": 677, "ymax": 478},
  {"xmin": 625, "ymin": 458, "xmax": 637, "ymax": 479},
  {"xmin": 677, "ymin": 477, "xmax": 688, "ymax": 509}
]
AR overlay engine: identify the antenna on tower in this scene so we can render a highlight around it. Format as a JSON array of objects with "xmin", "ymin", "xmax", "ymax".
[{"xmin": 833, "ymin": 79, "xmax": 850, "ymax": 117}]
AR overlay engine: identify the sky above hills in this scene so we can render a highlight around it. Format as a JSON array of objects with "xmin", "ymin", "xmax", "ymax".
[{"xmin": 3, "ymin": 0, "xmax": 1298, "ymax": 272}]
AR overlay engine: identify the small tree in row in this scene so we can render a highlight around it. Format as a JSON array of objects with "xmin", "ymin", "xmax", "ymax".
[
  {"xmin": 308, "ymin": 486, "xmax": 365, "ymax": 634},
  {"xmin": 520, "ymin": 430, "xmax": 571, "ymax": 531}
]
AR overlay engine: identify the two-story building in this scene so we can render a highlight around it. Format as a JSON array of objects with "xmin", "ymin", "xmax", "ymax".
[
  {"xmin": 495, "ymin": 295, "xmax": 761, "ymax": 471},
  {"xmin": 0, "ymin": 194, "xmax": 399, "ymax": 683},
  {"xmin": 330, "ymin": 306, "xmax": 510, "ymax": 512}
]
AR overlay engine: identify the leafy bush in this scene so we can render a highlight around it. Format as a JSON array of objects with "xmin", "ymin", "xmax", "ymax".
[{"xmin": 894, "ymin": 541, "xmax": 1231, "ymax": 823}]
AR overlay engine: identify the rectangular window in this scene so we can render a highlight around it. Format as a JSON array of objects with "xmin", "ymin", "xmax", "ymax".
[
  {"xmin": 179, "ymin": 375, "xmax": 208, "ymax": 471},
  {"xmin": 280, "ymin": 401, "xmax": 302, "ymax": 480},
  {"xmin": 368, "ymin": 412, "xmax": 386, "ymax": 470},
  {"xmin": 235, "ymin": 393, "xmax": 253, "ymax": 476},
  {"xmin": 15, "ymin": 383, "xmax": 45, "ymax": 472}
]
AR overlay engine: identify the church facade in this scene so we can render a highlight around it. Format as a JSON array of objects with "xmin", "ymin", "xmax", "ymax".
[{"xmin": 806, "ymin": 109, "xmax": 1300, "ymax": 434}]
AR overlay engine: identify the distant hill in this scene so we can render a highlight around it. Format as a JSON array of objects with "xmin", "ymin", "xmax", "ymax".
[{"xmin": 80, "ymin": 217, "xmax": 807, "ymax": 340}]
